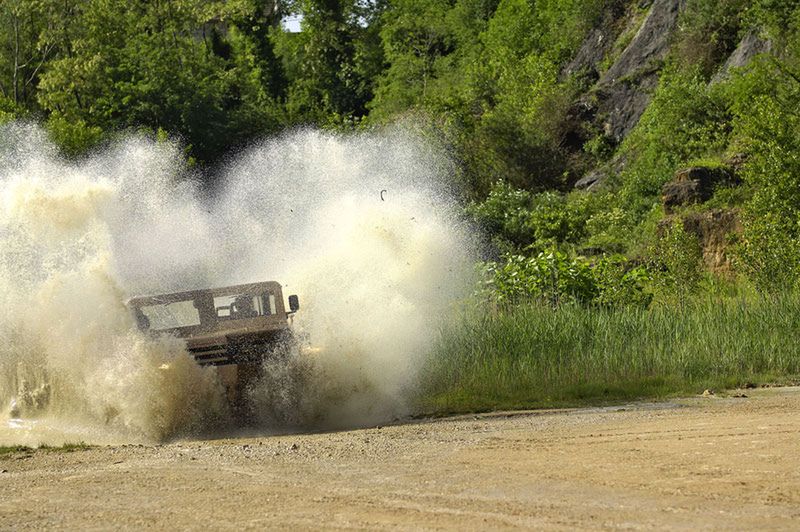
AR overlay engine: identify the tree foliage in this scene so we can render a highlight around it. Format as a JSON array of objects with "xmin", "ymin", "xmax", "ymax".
[{"xmin": 1, "ymin": 0, "xmax": 800, "ymax": 299}]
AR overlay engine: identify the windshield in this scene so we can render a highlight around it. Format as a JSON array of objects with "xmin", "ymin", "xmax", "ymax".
[{"xmin": 138, "ymin": 299, "xmax": 201, "ymax": 331}]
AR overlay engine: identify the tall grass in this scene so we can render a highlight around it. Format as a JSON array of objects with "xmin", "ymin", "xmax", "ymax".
[{"xmin": 419, "ymin": 295, "xmax": 800, "ymax": 412}]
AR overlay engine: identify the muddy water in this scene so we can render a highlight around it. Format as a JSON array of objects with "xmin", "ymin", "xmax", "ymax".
[{"xmin": 0, "ymin": 124, "xmax": 475, "ymax": 444}]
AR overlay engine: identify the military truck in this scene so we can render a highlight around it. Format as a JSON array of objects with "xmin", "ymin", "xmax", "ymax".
[{"xmin": 127, "ymin": 281, "xmax": 300, "ymax": 407}]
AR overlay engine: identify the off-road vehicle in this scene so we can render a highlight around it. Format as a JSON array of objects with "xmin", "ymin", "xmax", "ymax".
[{"xmin": 127, "ymin": 281, "xmax": 300, "ymax": 406}]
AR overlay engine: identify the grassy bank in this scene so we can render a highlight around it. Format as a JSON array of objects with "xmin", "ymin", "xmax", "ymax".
[
  {"xmin": 0, "ymin": 443, "xmax": 93, "ymax": 458},
  {"xmin": 419, "ymin": 295, "xmax": 800, "ymax": 413}
]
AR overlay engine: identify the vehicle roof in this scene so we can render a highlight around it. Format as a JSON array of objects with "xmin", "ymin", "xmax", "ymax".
[{"xmin": 127, "ymin": 280, "xmax": 283, "ymax": 307}]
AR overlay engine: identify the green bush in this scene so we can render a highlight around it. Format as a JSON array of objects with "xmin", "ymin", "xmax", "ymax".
[
  {"xmin": 480, "ymin": 250, "xmax": 598, "ymax": 306},
  {"xmin": 582, "ymin": 203, "xmax": 636, "ymax": 255},
  {"xmin": 617, "ymin": 68, "xmax": 731, "ymax": 208},
  {"xmin": 46, "ymin": 113, "xmax": 104, "ymax": 158},
  {"xmin": 467, "ymin": 181, "xmax": 601, "ymax": 251},
  {"xmin": 726, "ymin": 32, "xmax": 800, "ymax": 292},
  {"xmin": 649, "ymin": 219, "xmax": 705, "ymax": 301},
  {"xmin": 673, "ymin": 0, "xmax": 749, "ymax": 76},
  {"xmin": 467, "ymin": 181, "xmax": 539, "ymax": 249},
  {"xmin": 735, "ymin": 215, "xmax": 800, "ymax": 293},
  {"xmin": 593, "ymin": 255, "xmax": 653, "ymax": 308},
  {"xmin": 479, "ymin": 249, "xmax": 653, "ymax": 308},
  {"xmin": 0, "ymin": 96, "xmax": 18, "ymax": 124}
]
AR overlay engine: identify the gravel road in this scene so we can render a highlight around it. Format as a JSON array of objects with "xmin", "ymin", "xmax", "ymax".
[{"xmin": 1, "ymin": 387, "xmax": 799, "ymax": 530}]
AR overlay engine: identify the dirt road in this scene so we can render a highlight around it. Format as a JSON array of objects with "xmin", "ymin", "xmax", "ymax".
[{"xmin": 1, "ymin": 388, "xmax": 799, "ymax": 530}]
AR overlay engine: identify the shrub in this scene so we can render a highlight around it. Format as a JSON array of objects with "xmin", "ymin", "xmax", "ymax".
[
  {"xmin": 479, "ymin": 249, "xmax": 653, "ymax": 308},
  {"xmin": 0, "ymin": 96, "xmax": 18, "ymax": 124},
  {"xmin": 593, "ymin": 255, "xmax": 653, "ymax": 308},
  {"xmin": 649, "ymin": 219, "xmax": 705, "ymax": 301},
  {"xmin": 583, "ymin": 203, "xmax": 635, "ymax": 255},
  {"xmin": 735, "ymin": 215, "xmax": 800, "ymax": 293},
  {"xmin": 46, "ymin": 113, "xmax": 103, "ymax": 158},
  {"xmin": 673, "ymin": 0, "xmax": 749, "ymax": 76},
  {"xmin": 726, "ymin": 35, "xmax": 800, "ymax": 292},
  {"xmin": 480, "ymin": 250, "xmax": 598, "ymax": 306},
  {"xmin": 467, "ymin": 181, "xmax": 600, "ymax": 251},
  {"xmin": 617, "ymin": 67, "xmax": 731, "ymax": 208}
]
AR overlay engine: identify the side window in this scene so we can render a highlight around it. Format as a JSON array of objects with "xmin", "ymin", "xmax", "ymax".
[
  {"xmin": 262, "ymin": 292, "xmax": 276, "ymax": 315},
  {"xmin": 214, "ymin": 296, "xmax": 235, "ymax": 318},
  {"xmin": 214, "ymin": 293, "xmax": 273, "ymax": 320}
]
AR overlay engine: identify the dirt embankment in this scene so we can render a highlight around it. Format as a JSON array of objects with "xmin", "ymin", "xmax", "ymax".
[{"xmin": 1, "ymin": 387, "xmax": 799, "ymax": 530}]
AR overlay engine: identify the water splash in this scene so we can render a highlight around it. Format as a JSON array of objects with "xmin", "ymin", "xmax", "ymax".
[{"xmin": 0, "ymin": 123, "xmax": 475, "ymax": 444}]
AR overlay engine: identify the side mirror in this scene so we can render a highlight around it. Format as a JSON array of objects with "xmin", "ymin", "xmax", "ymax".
[{"xmin": 288, "ymin": 294, "xmax": 300, "ymax": 313}]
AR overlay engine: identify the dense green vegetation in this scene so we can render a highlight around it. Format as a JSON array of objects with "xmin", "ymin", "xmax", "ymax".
[
  {"xmin": 421, "ymin": 295, "xmax": 800, "ymax": 412},
  {"xmin": 2, "ymin": 0, "xmax": 800, "ymax": 407}
]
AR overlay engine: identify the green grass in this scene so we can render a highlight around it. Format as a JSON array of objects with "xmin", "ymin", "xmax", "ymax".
[
  {"xmin": 0, "ymin": 445, "xmax": 34, "ymax": 457},
  {"xmin": 419, "ymin": 295, "xmax": 800, "ymax": 413},
  {"xmin": 0, "ymin": 442, "xmax": 93, "ymax": 458}
]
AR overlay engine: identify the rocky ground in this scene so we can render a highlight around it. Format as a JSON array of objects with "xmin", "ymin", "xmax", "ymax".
[{"xmin": 1, "ymin": 387, "xmax": 799, "ymax": 530}]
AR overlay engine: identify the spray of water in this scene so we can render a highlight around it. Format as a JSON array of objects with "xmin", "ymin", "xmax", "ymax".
[{"xmin": 0, "ymin": 123, "xmax": 475, "ymax": 444}]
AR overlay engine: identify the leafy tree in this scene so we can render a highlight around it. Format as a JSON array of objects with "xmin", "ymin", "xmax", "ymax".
[
  {"xmin": 276, "ymin": 0, "xmax": 386, "ymax": 124},
  {"xmin": 36, "ymin": 0, "xmax": 285, "ymax": 161},
  {"xmin": 468, "ymin": 181, "xmax": 601, "ymax": 252},
  {"xmin": 372, "ymin": 0, "xmax": 447, "ymax": 115},
  {"xmin": 615, "ymin": 67, "xmax": 731, "ymax": 215},
  {"xmin": 674, "ymin": 0, "xmax": 749, "ymax": 76},
  {"xmin": 0, "ymin": 0, "xmax": 68, "ymax": 108},
  {"xmin": 729, "ymin": 29, "xmax": 800, "ymax": 292}
]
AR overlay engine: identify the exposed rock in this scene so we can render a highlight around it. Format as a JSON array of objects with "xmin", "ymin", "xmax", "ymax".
[
  {"xmin": 593, "ymin": 0, "xmax": 686, "ymax": 143},
  {"xmin": 712, "ymin": 32, "xmax": 773, "ymax": 84},
  {"xmin": 561, "ymin": 2, "xmax": 628, "ymax": 82},
  {"xmin": 662, "ymin": 180, "xmax": 702, "ymax": 211},
  {"xmin": 661, "ymin": 166, "xmax": 739, "ymax": 214},
  {"xmin": 575, "ymin": 154, "xmax": 628, "ymax": 191},
  {"xmin": 575, "ymin": 169, "xmax": 607, "ymax": 190},
  {"xmin": 594, "ymin": 75, "xmax": 660, "ymax": 141},
  {"xmin": 600, "ymin": 0, "xmax": 682, "ymax": 85},
  {"xmin": 659, "ymin": 167, "xmax": 743, "ymax": 271},
  {"xmin": 682, "ymin": 209, "xmax": 741, "ymax": 272},
  {"xmin": 562, "ymin": 28, "xmax": 614, "ymax": 83},
  {"xmin": 660, "ymin": 209, "xmax": 742, "ymax": 272},
  {"xmin": 561, "ymin": 100, "xmax": 599, "ymax": 153}
]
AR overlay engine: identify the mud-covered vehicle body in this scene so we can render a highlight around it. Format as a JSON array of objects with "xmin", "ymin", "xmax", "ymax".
[{"xmin": 128, "ymin": 281, "xmax": 299, "ymax": 367}]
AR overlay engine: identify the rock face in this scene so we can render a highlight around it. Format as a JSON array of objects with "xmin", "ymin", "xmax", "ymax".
[
  {"xmin": 574, "ymin": 169, "xmax": 607, "ymax": 190},
  {"xmin": 561, "ymin": 4, "xmax": 626, "ymax": 82},
  {"xmin": 659, "ymin": 164, "xmax": 743, "ymax": 271},
  {"xmin": 562, "ymin": 27, "xmax": 615, "ymax": 82},
  {"xmin": 595, "ymin": 0, "xmax": 686, "ymax": 142},
  {"xmin": 661, "ymin": 166, "xmax": 739, "ymax": 214},
  {"xmin": 681, "ymin": 209, "xmax": 742, "ymax": 272},
  {"xmin": 712, "ymin": 32, "xmax": 773, "ymax": 84},
  {"xmin": 568, "ymin": 2, "xmax": 773, "ymax": 193},
  {"xmin": 570, "ymin": 0, "xmax": 686, "ymax": 190},
  {"xmin": 574, "ymin": 155, "xmax": 628, "ymax": 191},
  {"xmin": 600, "ymin": 0, "xmax": 683, "ymax": 85},
  {"xmin": 658, "ymin": 209, "xmax": 742, "ymax": 272}
]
